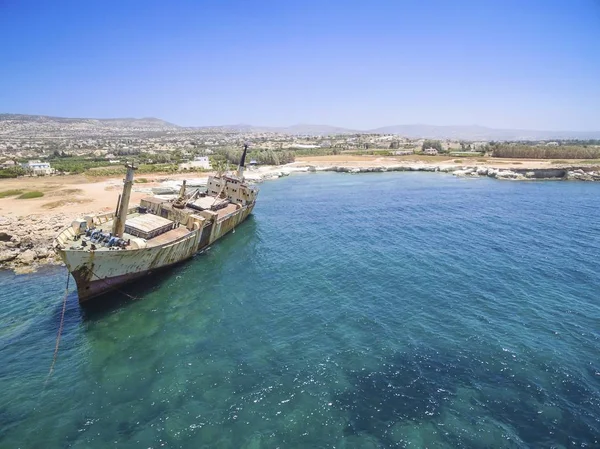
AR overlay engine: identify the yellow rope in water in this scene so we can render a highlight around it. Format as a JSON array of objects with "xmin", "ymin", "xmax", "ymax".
[{"xmin": 44, "ymin": 272, "xmax": 70, "ymax": 386}]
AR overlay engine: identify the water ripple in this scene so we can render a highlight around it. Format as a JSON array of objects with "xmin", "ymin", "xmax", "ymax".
[{"xmin": 1, "ymin": 173, "xmax": 599, "ymax": 448}]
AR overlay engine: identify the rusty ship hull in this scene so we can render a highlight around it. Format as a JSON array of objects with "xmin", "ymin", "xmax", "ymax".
[
  {"xmin": 56, "ymin": 204, "xmax": 254, "ymax": 301},
  {"xmin": 54, "ymin": 154, "xmax": 258, "ymax": 303}
]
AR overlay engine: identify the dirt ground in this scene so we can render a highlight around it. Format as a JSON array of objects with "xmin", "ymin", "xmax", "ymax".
[{"xmin": 0, "ymin": 172, "xmax": 209, "ymax": 217}]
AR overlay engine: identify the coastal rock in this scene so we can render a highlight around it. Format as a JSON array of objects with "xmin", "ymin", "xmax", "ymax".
[
  {"xmin": 18, "ymin": 249, "xmax": 37, "ymax": 264},
  {"xmin": 0, "ymin": 232, "xmax": 12, "ymax": 242},
  {"xmin": 568, "ymin": 170, "xmax": 595, "ymax": 181},
  {"xmin": 4, "ymin": 240, "xmax": 20, "ymax": 249},
  {"xmin": 496, "ymin": 170, "xmax": 518, "ymax": 179},
  {"xmin": 476, "ymin": 167, "xmax": 488, "ymax": 176},
  {"xmin": 35, "ymin": 247, "xmax": 50, "ymax": 259},
  {"xmin": 19, "ymin": 236, "xmax": 34, "ymax": 249},
  {"xmin": 0, "ymin": 249, "xmax": 18, "ymax": 263},
  {"xmin": 453, "ymin": 168, "xmax": 475, "ymax": 177}
]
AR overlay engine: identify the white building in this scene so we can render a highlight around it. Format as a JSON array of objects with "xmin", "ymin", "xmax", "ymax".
[
  {"xmin": 0, "ymin": 160, "xmax": 16, "ymax": 169},
  {"xmin": 179, "ymin": 156, "xmax": 211, "ymax": 171},
  {"xmin": 23, "ymin": 160, "xmax": 53, "ymax": 175},
  {"xmin": 293, "ymin": 144, "xmax": 319, "ymax": 149}
]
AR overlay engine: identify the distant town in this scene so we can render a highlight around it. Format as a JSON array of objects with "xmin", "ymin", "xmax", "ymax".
[{"xmin": 1, "ymin": 114, "xmax": 599, "ymax": 178}]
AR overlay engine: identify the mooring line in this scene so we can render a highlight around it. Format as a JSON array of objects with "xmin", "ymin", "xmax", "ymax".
[
  {"xmin": 89, "ymin": 266, "xmax": 140, "ymax": 301},
  {"xmin": 43, "ymin": 272, "xmax": 70, "ymax": 387}
]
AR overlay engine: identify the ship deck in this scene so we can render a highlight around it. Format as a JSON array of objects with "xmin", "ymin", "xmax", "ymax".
[
  {"xmin": 215, "ymin": 203, "xmax": 239, "ymax": 220},
  {"xmin": 88, "ymin": 212, "xmax": 192, "ymax": 250},
  {"xmin": 144, "ymin": 226, "xmax": 191, "ymax": 246},
  {"xmin": 58, "ymin": 201, "xmax": 244, "ymax": 254}
]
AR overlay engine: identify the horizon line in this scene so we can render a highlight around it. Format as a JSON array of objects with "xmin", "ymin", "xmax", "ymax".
[{"xmin": 2, "ymin": 112, "xmax": 600, "ymax": 135}]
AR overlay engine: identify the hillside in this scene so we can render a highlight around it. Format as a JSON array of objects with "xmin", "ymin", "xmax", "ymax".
[
  {"xmin": 2, "ymin": 113, "xmax": 600, "ymax": 140},
  {"xmin": 370, "ymin": 124, "xmax": 600, "ymax": 141},
  {"xmin": 0, "ymin": 114, "xmax": 179, "ymax": 138},
  {"xmin": 207, "ymin": 122, "xmax": 600, "ymax": 140}
]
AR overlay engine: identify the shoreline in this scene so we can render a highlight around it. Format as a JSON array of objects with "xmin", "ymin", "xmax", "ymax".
[{"xmin": 1, "ymin": 158, "xmax": 599, "ymax": 274}]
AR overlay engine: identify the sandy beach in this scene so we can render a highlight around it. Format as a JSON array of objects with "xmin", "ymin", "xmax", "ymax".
[{"xmin": 0, "ymin": 172, "xmax": 210, "ymax": 217}]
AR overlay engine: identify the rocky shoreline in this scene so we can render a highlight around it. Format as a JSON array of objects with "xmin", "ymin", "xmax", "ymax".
[
  {"xmin": 2, "ymin": 164, "xmax": 599, "ymax": 274},
  {"xmin": 0, "ymin": 213, "xmax": 72, "ymax": 274},
  {"xmin": 291, "ymin": 164, "xmax": 600, "ymax": 181}
]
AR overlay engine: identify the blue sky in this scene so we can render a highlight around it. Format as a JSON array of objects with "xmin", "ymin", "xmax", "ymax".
[{"xmin": 1, "ymin": 0, "xmax": 599, "ymax": 130}]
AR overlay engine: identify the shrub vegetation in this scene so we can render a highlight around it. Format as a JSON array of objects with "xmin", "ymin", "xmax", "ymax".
[
  {"xmin": 0, "ymin": 167, "xmax": 26, "ymax": 178},
  {"xmin": 17, "ymin": 191, "xmax": 44, "ymax": 199},
  {"xmin": 0, "ymin": 189, "xmax": 25, "ymax": 198},
  {"xmin": 491, "ymin": 144, "xmax": 600, "ymax": 159},
  {"xmin": 218, "ymin": 147, "xmax": 296, "ymax": 166}
]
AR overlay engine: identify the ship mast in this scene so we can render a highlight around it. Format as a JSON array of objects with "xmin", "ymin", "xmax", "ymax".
[
  {"xmin": 112, "ymin": 163, "xmax": 137, "ymax": 238},
  {"xmin": 237, "ymin": 143, "xmax": 249, "ymax": 180}
]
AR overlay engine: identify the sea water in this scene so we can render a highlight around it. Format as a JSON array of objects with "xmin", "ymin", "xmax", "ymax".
[{"xmin": 0, "ymin": 172, "xmax": 599, "ymax": 448}]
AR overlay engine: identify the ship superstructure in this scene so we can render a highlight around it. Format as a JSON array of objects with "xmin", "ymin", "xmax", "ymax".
[{"xmin": 54, "ymin": 146, "xmax": 258, "ymax": 302}]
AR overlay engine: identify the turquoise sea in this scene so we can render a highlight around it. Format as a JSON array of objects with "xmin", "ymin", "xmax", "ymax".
[{"xmin": 1, "ymin": 172, "xmax": 599, "ymax": 448}]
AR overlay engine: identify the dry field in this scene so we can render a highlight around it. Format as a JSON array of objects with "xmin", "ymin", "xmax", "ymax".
[
  {"xmin": 294, "ymin": 154, "xmax": 580, "ymax": 169},
  {"xmin": 0, "ymin": 173, "xmax": 208, "ymax": 217}
]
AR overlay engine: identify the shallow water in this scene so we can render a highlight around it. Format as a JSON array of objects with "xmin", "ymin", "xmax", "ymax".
[{"xmin": 1, "ymin": 172, "xmax": 599, "ymax": 448}]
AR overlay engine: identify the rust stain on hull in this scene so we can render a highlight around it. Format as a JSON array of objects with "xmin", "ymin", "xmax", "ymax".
[{"xmin": 56, "ymin": 199, "xmax": 255, "ymax": 304}]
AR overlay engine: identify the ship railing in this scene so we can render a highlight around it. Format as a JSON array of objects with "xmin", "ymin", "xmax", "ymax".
[
  {"xmin": 217, "ymin": 213, "xmax": 236, "ymax": 223},
  {"xmin": 217, "ymin": 206, "xmax": 245, "ymax": 223},
  {"xmin": 158, "ymin": 229, "xmax": 196, "ymax": 248},
  {"xmin": 91, "ymin": 207, "xmax": 138, "ymax": 226},
  {"xmin": 93, "ymin": 212, "xmax": 114, "ymax": 225}
]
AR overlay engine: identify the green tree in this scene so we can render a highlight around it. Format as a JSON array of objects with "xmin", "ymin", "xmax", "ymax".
[{"xmin": 422, "ymin": 140, "xmax": 443, "ymax": 152}]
